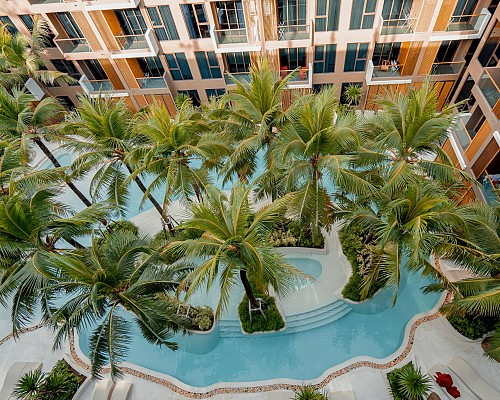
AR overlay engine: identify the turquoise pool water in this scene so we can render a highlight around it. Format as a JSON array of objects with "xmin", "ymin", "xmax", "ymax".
[{"xmin": 289, "ymin": 257, "xmax": 322, "ymax": 290}]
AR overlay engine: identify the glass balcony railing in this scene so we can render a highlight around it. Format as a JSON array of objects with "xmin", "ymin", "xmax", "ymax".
[
  {"xmin": 80, "ymin": 78, "xmax": 114, "ymax": 93},
  {"xmin": 115, "ymin": 34, "xmax": 149, "ymax": 51},
  {"xmin": 371, "ymin": 62, "xmax": 405, "ymax": 78},
  {"xmin": 279, "ymin": 63, "xmax": 312, "ymax": 88},
  {"xmin": 380, "ymin": 17, "xmax": 417, "ymax": 35},
  {"xmin": 430, "ymin": 60, "xmax": 465, "ymax": 75},
  {"xmin": 478, "ymin": 69, "xmax": 500, "ymax": 114},
  {"xmin": 136, "ymin": 74, "xmax": 168, "ymax": 89},
  {"xmin": 55, "ymin": 37, "xmax": 92, "ymax": 54},
  {"xmin": 277, "ymin": 24, "xmax": 310, "ymax": 40},
  {"xmin": 453, "ymin": 117, "xmax": 475, "ymax": 151},
  {"xmin": 213, "ymin": 28, "xmax": 248, "ymax": 45},
  {"xmin": 446, "ymin": 14, "xmax": 480, "ymax": 32},
  {"xmin": 224, "ymin": 72, "xmax": 251, "ymax": 85},
  {"xmin": 84, "ymin": 0, "xmax": 139, "ymax": 10},
  {"xmin": 479, "ymin": 171, "xmax": 500, "ymax": 204},
  {"xmin": 29, "ymin": 0, "xmax": 64, "ymax": 4}
]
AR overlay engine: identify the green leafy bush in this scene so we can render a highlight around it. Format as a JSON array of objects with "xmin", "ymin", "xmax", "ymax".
[
  {"xmin": 272, "ymin": 219, "xmax": 325, "ymax": 249},
  {"xmin": 339, "ymin": 225, "xmax": 386, "ymax": 302},
  {"xmin": 447, "ymin": 313, "xmax": 498, "ymax": 340},
  {"xmin": 387, "ymin": 362, "xmax": 431, "ymax": 400},
  {"xmin": 238, "ymin": 294, "xmax": 285, "ymax": 334},
  {"xmin": 292, "ymin": 384, "xmax": 330, "ymax": 399},
  {"xmin": 13, "ymin": 360, "xmax": 84, "ymax": 400},
  {"xmin": 158, "ymin": 295, "xmax": 214, "ymax": 331}
]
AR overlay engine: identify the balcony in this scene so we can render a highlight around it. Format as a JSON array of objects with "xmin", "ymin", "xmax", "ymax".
[
  {"xmin": 24, "ymin": 78, "xmax": 45, "ymax": 101},
  {"xmin": 136, "ymin": 73, "xmax": 169, "ymax": 89},
  {"xmin": 54, "ymin": 37, "xmax": 93, "ymax": 59},
  {"xmin": 84, "ymin": 0, "xmax": 139, "ymax": 11},
  {"xmin": 365, "ymin": 60, "xmax": 412, "ymax": 85},
  {"xmin": 78, "ymin": 75, "xmax": 128, "ymax": 98},
  {"xmin": 479, "ymin": 171, "xmax": 500, "ymax": 204},
  {"xmin": 431, "ymin": 8, "xmax": 491, "ymax": 41},
  {"xmin": 210, "ymin": 26, "xmax": 261, "ymax": 53},
  {"xmin": 380, "ymin": 17, "xmax": 417, "ymax": 35},
  {"xmin": 224, "ymin": 71, "xmax": 251, "ymax": 85},
  {"xmin": 27, "ymin": 0, "xmax": 78, "ymax": 12},
  {"xmin": 477, "ymin": 68, "xmax": 500, "ymax": 119},
  {"xmin": 280, "ymin": 63, "xmax": 313, "ymax": 89},
  {"xmin": 277, "ymin": 24, "xmax": 311, "ymax": 41},
  {"xmin": 430, "ymin": 60, "xmax": 465, "ymax": 76},
  {"xmin": 453, "ymin": 115, "xmax": 475, "ymax": 151},
  {"xmin": 110, "ymin": 29, "xmax": 159, "ymax": 59}
]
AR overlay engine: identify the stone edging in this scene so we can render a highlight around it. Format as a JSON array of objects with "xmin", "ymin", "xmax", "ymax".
[
  {"xmin": 67, "ymin": 292, "xmax": 452, "ymax": 398},
  {"xmin": 0, "ymin": 323, "xmax": 44, "ymax": 347}
]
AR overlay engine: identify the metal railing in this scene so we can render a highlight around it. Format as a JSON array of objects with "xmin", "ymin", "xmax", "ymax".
[
  {"xmin": 480, "ymin": 170, "xmax": 500, "ymax": 204},
  {"xmin": 478, "ymin": 69, "xmax": 500, "ymax": 110},
  {"xmin": 55, "ymin": 37, "xmax": 92, "ymax": 54},
  {"xmin": 115, "ymin": 33, "xmax": 149, "ymax": 51},
  {"xmin": 430, "ymin": 60, "xmax": 465, "ymax": 75},
  {"xmin": 29, "ymin": 0, "xmax": 65, "ymax": 4},
  {"xmin": 224, "ymin": 71, "xmax": 251, "ymax": 85},
  {"xmin": 136, "ymin": 73, "xmax": 168, "ymax": 89},
  {"xmin": 380, "ymin": 17, "xmax": 417, "ymax": 35},
  {"xmin": 371, "ymin": 62, "xmax": 405, "ymax": 78},
  {"xmin": 279, "ymin": 67, "xmax": 309, "ymax": 82},
  {"xmin": 213, "ymin": 28, "xmax": 248, "ymax": 45},
  {"xmin": 446, "ymin": 13, "xmax": 481, "ymax": 31},
  {"xmin": 277, "ymin": 24, "xmax": 310, "ymax": 40}
]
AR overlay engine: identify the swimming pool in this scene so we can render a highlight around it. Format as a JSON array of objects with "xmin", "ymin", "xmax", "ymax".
[{"xmin": 288, "ymin": 257, "xmax": 322, "ymax": 290}]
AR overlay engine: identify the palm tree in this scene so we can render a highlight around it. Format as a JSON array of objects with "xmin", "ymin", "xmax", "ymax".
[
  {"xmin": 130, "ymin": 96, "xmax": 229, "ymax": 206},
  {"xmin": 0, "ymin": 182, "xmax": 111, "ymax": 336},
  {"xmin": 276, "ymin": 87, "xmax": 374, "ymax": 245},
  {"xmin": 0, "ymin": 16, "xmax": 73, "ymax": 88},
  {"xmin": 63, "ymin": 96, "xmax": 172, "ymax": 227},
  {"xmin": 0, "ymin": 86, "xmax": 93, "ymax": 207},
  {"xmin": 42, "ymin": 228, "xmax": 191, "ymax": 379},
  {"xmin": 363, "ymin": 82, "xmax": 473, "ymax": 195},
  {"xmin": 166, "ymin": 183, "xmax": 304, "ymax": 318}
]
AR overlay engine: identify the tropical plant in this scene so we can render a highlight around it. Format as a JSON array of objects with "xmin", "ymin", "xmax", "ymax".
[
  {"xmin": 387, "ymin": 362, "xmax": 432, "ymax": 400},
  {"xmin": 166, "ymin": 183, "xmax": 305, "ymax": 318},
  {"xmin": 342, "ymin": 84, "xmax": 363, "ymax": 106},
  {"xmin": 0, "ymin": 86, "xmax": 93, "ymax": 207},
  {"xmin": 291, "ymin": 384, "xmax": 330, "ymax": 400},
  {"xmin": 276, "ymin": 87, "xmax": 373, "ymax": 245},
  {"xmin": 63, "ymin": 96, "xmax": 172, "ymax": 227},
  {"xmin": 130, "ymin": 96, "xmax": 229, "ymax": 206},
  {"xmin": 0, "ymin": 17, "xmax": 73, "ymax": 88}
]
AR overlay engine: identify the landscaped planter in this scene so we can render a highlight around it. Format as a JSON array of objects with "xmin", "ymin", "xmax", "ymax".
[{"xmin": 175, "ymin": 323, "xmax": 220, "ymax": 355}]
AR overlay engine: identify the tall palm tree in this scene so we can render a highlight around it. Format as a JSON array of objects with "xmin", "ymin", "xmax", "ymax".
[
  {"xmin": 363, "ymin": 82, "xmax": 473, "ymax": 195},
  {"xmin": 40, "ymin": 228, "xmax": 191, "ymax": 379},
  {"xmin": 130, "ymin": 96, "xmax": 229, "ymax": 207},
  {"xmin": 63, "ymin": 96, "xmax": 171, "ymax": 226},
  {"xmin": 0, "ymin": 16, "xmax": 72, "ymax": 88},
  {"xmin": 276, "ymin": 87, "xmax": 374, "ymax": 245},
  {"xmin": 166, "ymin": 183, "xmax": 304, "ymax": 318},
  {"xmin": 0, "ymin": 87, "xmax": 93, "ymax": 207}
]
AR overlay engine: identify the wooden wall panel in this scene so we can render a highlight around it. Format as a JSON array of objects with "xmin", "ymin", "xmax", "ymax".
[
  {"xmin": 471, "ymin": 138, "xmax": 500, "ymax": 177},
  {"xmin": 433, "ymin": 0, "xmax": 458, "ymax": 31},
  {"xmin": 133, "ymin": 95, "xmax": 148, "ymax": 109},
  {"xmin": 414, "ymin": 0, "xmax": 435, "ymax": 31},
  {"xmin": 418, "ymin": 42, "xmax": 440, "ymax": 75},
  {"xmin": 98, "ymin": 59, "xmax": 124, "ymax": 90},
  {"xmin": 442, "ymin": 138, "xmax": 459, "ymax": 166},
  {"xmin": 71, "ymin": 12, "xmax": 102, "ymax": 50},
  {"xmin": 47, "ymin": 14, "xmax": 68, "ymax": 39},
  {"xmin": 436, "ymin": 81, "xmax": 454, "ymax": 109},
  {"xmin": 400, "ymin": 41, "xmax": 422, "ymax": 75},
  {"xmin": 113, "ymin": 59, "xmax": 140, "ymax": 89},
  {"xmin": 466, "ymin": 120, "xmax": 492, "ymax": 161},
  {"xmin": 89, "ymin": 11, "xmax": 120, "ymax": 51},
  {"xmin": 263, "ymin": 0, "xmax": 278, "ymax": 41}
]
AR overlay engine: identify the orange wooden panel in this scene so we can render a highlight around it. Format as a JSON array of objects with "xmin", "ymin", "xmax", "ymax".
[
  {"xmin": 99, "ymin": 59, "xmax": 125, "ymax": 90},
  {"xmin": 71, "ymin": 12, "xmax": 102, "ymax": 51},
  {"xmin": 433, "ymin": 0, "xmax": 459, "ymax": 31},
  {"xmin": 401, "ymin": 41, "xmax": 422, "ymax": 75},
  {"xmin": 471, "ymin": 138, "xmax": 499, "ymax": 177},
  {"xmin": 418, "ymin": 42, "xmax": 440, "ymax": 75},
  {"xmin": 466, "ymin": 119, "xmax": 492, "ymax": 161},
  {"xmin": 437, "ymin": 81, "xmax": 454, "ymax": 109},
  {"xmin": 133, "ymin": 95, "xmax": 148, "ymax": 109},
  {"xmin": 113, "ymin": 59, "xmax": 140, "ymax": 89},
  {"xmin": 415, "ymin": 0, "xmax": 436, "ymax": 31},
  {"xmin": 89, "ymin": 11, "xmax": 120, "ymax": 51},
  {"xmin": 442, "ymin": 138, "xmax": 459, "ymax": 166}
]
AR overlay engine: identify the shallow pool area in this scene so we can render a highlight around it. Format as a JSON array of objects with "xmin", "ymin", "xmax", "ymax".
[{"xmin": 287, "ymin": 257, "xmax": 322, "ymax": 290}]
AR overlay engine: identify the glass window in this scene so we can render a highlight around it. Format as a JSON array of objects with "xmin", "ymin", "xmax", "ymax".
[
  {"xmin": 350, "ymin": 0, "xmax": 376, "ymax": 30},
  {"xmin": 215, "ymin": 1, "xmax": 246, "ymax": 29},
  {"xmin": 315, "ymin": 0, "xmax": 340, "ymax": 31},
  {"xmin": 453, "ymin": 0, "xmax": 478, "ymax": 17},
  {"xmin": 147, "ymin": 6, "xmax": 179, "ymax": 41},
  {"xmin": 181, "ymin": 4, "xmax": 210, "ymax": 39},
  {"xmin": 478, "ymin": 21, "xmax": 500, "ymax": 67},
  {"xmin": 19, "ymin": 14, "xmax": 33, "ymax": 30},
  {"xmin": 195, "ymin": 52, "xmax": 222, "ymax": 79},
  {"xmin": 279, "ymin": 47, "xmax": 307, "ymax": 69},
  {"xmin": 206, "ymin": 88, "xmax": 225, "ymax": 98},
  {"xmin": 56, "ymin": 13, "xmax": 83, "ymax": 38},
  {"xmin": 81, "ymin": 59, "xmax": 107, "ymax": 80},
  {"xmin": 435, "ymin": 41, "xmax": 459, "ymax": 63},
  {"xmin": 115, "ymin": 9, "xmax": 147, "ymax": 35},
  {"xmin": 372, "ymin": 42, "xmax": 401, "ymax": 66},
  {"xmin": 165, "ymin": 53, "xmax": 193, "ymax": 80},
  {"xmin": 344, "ymin": 43, "xmax": 369, "ymax": 72},
  {"xmin": 381, "ymin": 0, "xmax": 412, "ymax": 20},
  {"xmin": 51, "ymin": 59, "xmax": 81, "ymax": 85},
  {"xmin": 278, "ymin": 0, "xmax": 306, "ymax": 26},
  {"xmin": 314, "ymin": 44, "xmax": 336, "ymax": 73},
  {"xmin": 137, "ymin": 56, "xmax": 165, "ymax": 77},
  {"xmin": 178, "ymin": 90, "xmax": 201, "ymax": 106},
  {"xmin": 224, "ymin": 52, "xmax": 251, "ymax": 73},
  {"xmin": 0, "ymin": 16, "xmax": 17, "ymax": 34}
]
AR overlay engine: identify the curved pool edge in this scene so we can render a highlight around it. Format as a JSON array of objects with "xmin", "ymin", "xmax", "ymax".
[{"xmin": 68, "ymin": 291, "xmax": 450, "ymax": 398}]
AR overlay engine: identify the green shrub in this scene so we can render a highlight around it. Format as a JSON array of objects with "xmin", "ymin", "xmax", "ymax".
[
  {"xmin": 157, "ymin": 294, "xmax": 214, "ymax": 331},
  {"xmin": 387, "ymin": 362, "xmax": 431, "ymax": 400},
  {"xmin": 339, "ymin": 225, "xmax": 386, "ymax": 302},
  {"xmin": 271, "ymin": 219, "xmax": 325, "ymax": 249},
  {"xmin": 292, "ymin": 385, "xmax": 330, "ymax": 399},
  {"xmin": 238, "ymin": 294, "xmax": 285, "ymax": 334},
  {"xmin": 447, "ymin": 313, "xmax": 498, "ymax": 340}
]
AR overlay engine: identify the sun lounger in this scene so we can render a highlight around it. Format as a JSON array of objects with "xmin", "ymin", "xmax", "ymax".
[
  {"xmin": 109, "ymin": 382, "xmax": 132, "ymax": 400},
  {"xmin": 330, "ymin": 390, "xmax": 356, "ymax": 400},
  {"xmin": 91, "ymin": 380, "xmax": 113, "ymax": 400},
  {"xmin": 427, "ymin": 363, "xmax": 475, "ymax": 400},
  {"xmin": 0, "ymin": 362, "xmax": 42, "ymax": 400},
  {"xmin": 448, "ymin": 356, "xmax": 500, "ymax": 400}
]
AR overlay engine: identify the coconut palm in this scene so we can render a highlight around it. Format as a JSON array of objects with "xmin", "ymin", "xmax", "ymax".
[
  {"xmin": 0, "ymin": 182, "xmax": 111, "ymax": 336},
  {"xmin": 0, "ymin": 86, "xmax": 94, "ymax": 207},
  {"xmin": 39, "ymin": 228, "xmax": 191, "ymax": 379},
  {"xmin": 129, "ymin": 96, "xmax": 229, "ymax": 206},
  {"xmin": 0, "ymin": 16, "xmax": 72, "ymax": 88},
  {"xmin": 166, "ymin": 183, "xmax": 304, "ymax": 318},
  {"xmin": 363, "ymin": 82, "xmax": 472, "ymax": 195},
  {"xmin": 63, "ymin": 96, "xmax": 173, "ymax": 227},
  {"xmin": 292, "ymin": 385, "xmax": 330, "ymax": 400},
  {"xmin": 276, "ymin": 87, "xmax": 374, "ymax": 245}
]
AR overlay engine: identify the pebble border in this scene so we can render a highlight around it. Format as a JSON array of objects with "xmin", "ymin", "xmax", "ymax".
[{"xmin": 66, "ymin": 292, "xmax": 452, "ymax": 398}]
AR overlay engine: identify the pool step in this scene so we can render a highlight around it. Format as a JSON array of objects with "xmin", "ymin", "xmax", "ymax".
[{"xmin": 218, "ymin": 320, "xmax": 244, "ymax": 338}]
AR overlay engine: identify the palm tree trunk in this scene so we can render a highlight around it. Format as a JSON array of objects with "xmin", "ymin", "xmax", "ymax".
[
  {"xmin": 192, "ymin": 182, "xmax": 202, "ymax": 202},
  {"xmin": 33, "ymin": 138, "xmax": 92, "ymax": 207},
  {"xmin": 240, "ymin": 269, "xmax": 260, "ymax": 309},
  {"xmin": 124, "ymin": 164, "xmax": 174, "ymax": 231}
]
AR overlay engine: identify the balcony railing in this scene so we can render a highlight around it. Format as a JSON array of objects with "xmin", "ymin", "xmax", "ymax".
[
  {"xmin": 479, "ymin": 171, "xmax": 500, "ymax": 204},
  {"xmin": 372, "ymin": 62, "xmax": 405, "ymax": 78},
  {"xmin": 366, "ymin": 60, "xmax": 412, "ymax": 85},
  {"xmin": 446, "ymin": 13, "xmax": 482, "ymax": 32},
  {"xmin": 380, "ymin": 17, "xmax": 417, "ymax": 35},
  {"xmin": 210, "ymin": 26, "xmax": 260, "ymax": 53},
  {"xmin": 431, "ymin": 8, "xmax": 491, "ymax": 40},
  {"xmin": 110, "ymin": 29, "xmax": 159, "ymax": 58},
  {"xmin": 280, "ymin": 63, "xmax": 313, "ymax": 89},
  {"xmin": 478, "ymin": 68, "xmax": 500, "ymax": 117},
  {"xmin": 55, "ymin": 37, "xmax": 93, "ymax": 55},
  {"xmin": 29, "ymin": 0, "xmax": 64, "ymax": 4},
  {"xmin": 430, "ymin": 60, "xmax": 465, "ymax": 75},
  {"xmin": 79, "ymin": 75, "xmax": 128, "ymax": 98},
  {"xmin": 224, "ymin": 71, "xmax": 251, "ymax": 85},
  {"xmin": 214, "ymin": 28, "xmax": 247, "ymax": 45},
  {"xmin": 453, "ymin": 116, "xmax": 475, "ymax": 151},
  {"xmin": 84, "ymin": 0, "xmax": 139, "ymax": 11},
  {"xmin": 277, "ymin": 24, "xmax": 311, "ymax": 41},
  {"xmin": 136, "ymin": 73, "xmax": 168, "ymax": 89}
]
